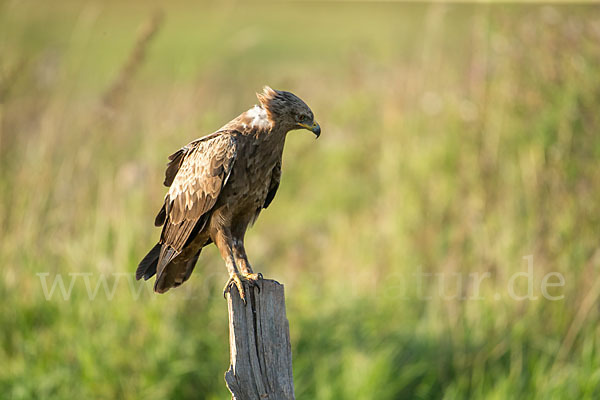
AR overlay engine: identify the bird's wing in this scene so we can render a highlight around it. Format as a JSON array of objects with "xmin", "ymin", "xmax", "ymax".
[
  {"xmin": 263, "ymin": 160, "xmax": 281, "ymax": 209},
  {"xmin": 154, "ymin": 133, "xmax": 222, "ymax": 226},
  {"xmin": 155, "ymin": 132, "xmax": 237, "ymax": 274}
]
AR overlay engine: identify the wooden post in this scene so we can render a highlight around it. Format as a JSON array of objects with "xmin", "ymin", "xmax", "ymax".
[{"xmin": 224, "ymin": 279, "xmax": 295, "ymax": 400}]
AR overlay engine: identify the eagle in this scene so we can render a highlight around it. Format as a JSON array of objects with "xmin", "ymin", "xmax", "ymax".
[{"xmin": 136, "ymin": 86, "xmax": 320, "ymax": 301}]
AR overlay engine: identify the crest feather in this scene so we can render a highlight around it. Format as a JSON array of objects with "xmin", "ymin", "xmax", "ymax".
[{"xmin": 256, "ymin": 86, "xmax": 278, "ymax": 107}]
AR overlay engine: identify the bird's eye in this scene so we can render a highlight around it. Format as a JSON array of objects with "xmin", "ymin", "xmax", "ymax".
[{"xmin": 299, "ymin": 115, "xmax": 308, "ymax": 123}]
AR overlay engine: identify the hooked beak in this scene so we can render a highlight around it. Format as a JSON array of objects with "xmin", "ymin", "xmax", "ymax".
[{"xmin": 298, "ymin": 121, "xmax": 321, "ymax": 138}]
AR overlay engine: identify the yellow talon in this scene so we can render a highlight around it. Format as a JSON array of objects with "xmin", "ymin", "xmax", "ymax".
[
  {"xmin": 242, "ymin": 272, "xmax": 262, "ymax": 292},
  {"xmin": 223, "ymin": 273, "xmax": 246, "ymax": 303},
  {"xmin": 242, "ymin": 272, "xmax": 263, "ymax": 281},
  {"xmin": 223, "ymin": 272, "xmax": 263, "ymax": 303}
]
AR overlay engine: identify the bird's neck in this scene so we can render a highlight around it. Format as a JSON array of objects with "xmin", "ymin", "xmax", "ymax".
[
  {"xmin": 242, "ymin": 105, "xmax": 292, "ymax": 140},
  {"xmin": 245, "ymin": 105, "xmax": 273, "ymax": 131},
  {"xmin": 220, "ymin": 105, "xmax": 291, "ymax": 139}
]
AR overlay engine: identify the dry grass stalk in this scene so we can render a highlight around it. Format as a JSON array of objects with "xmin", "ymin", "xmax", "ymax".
[{"xmin": 101, "ymin": 10, "xmax": 164, "ymax": 113}]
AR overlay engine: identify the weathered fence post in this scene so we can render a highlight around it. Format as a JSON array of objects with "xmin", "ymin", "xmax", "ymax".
[{"xmin": 224, "ymin": 279, "xmax": 295, "ymax": 400}]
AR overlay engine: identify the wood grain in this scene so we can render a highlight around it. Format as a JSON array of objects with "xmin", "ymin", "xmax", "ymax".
[{"xmin": 225, "ymin": 279, "xmax": 295, "ymax": 400}]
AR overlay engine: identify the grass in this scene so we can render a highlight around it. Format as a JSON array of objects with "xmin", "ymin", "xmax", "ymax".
[{"xmin": 2, "ymin": 1, "xmax": 600, "ymax": 399}]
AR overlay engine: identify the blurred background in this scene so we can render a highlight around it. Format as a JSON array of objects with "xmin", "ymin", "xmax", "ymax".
[{"xmin": 2, "ymin": 1, "xmax": 600, "ymax": 399}]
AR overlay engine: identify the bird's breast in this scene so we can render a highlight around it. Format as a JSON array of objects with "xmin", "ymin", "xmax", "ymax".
[{"xmin": 221, "ymin": 135, "xmax": 284, "ymax": 208}]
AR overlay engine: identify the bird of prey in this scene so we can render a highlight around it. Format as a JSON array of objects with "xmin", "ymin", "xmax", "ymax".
[{"xmin": 136, "ymin": 86, "xmax": 320, "ymax": 301}]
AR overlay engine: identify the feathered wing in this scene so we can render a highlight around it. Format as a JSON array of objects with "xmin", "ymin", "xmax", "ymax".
[
  {"xmin": 152, "ymin": 132, "xmax": 237, "ymax": 282},
  {"xmin": 263, "ymin": 160, "xmax": 281, "ymax": 209}
]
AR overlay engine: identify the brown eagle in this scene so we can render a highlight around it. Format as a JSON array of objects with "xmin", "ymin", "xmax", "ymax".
[{"xmin": 136, "ymin": 86, "xmax": 320, "ymax": 301}]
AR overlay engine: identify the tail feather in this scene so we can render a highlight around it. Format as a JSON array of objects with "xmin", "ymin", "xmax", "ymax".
[
  {"xmin": 156, "ymin": 245, "xmax": 179, "ymax": 282},
  {"xmin": 154, "ymin": 249, "xmax": 202, "ymax": 293},
  {"xmin": 136, "ymin": 243, "xmax": 161, "ymax": 280}
]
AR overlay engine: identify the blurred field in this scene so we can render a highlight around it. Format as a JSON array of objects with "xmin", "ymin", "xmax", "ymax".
[{"xmin": 2, "ymin": 1, "xmax": 600, "ymax": 399}]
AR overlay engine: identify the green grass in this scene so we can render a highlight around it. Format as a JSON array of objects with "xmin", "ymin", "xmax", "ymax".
[{"xmin": 2, "ymin": 1, "xmax": 600, "ymax": 399}]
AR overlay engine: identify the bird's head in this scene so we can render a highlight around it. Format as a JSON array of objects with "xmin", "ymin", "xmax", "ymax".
[{"xmin": 257, "ymin": 86, "xmax": 320, "ymax": 138}]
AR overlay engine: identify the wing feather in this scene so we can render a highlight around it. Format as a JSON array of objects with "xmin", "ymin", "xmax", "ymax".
[
  {"xmin": 156, "ymin": 133, "xmax": 237, "ymax": 274},
  {"xmin": 162, "ymin": 132, "xmax": 221, "ymax": 188},
  {"xmin": 263, "ymin": 160, "xmax": 281, "ymax": 209}
]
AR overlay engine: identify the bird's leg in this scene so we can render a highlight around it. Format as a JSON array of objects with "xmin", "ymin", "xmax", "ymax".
[
  {"xmin": 215, "ymin": 230, "xmax": 249, "ymax": 303},
  {"xmin": 232, "ymin": 237, "xmax": 262, "ymax": 283},
  {"xmin": 222, "ymin": 258, "xmax": 247, "ymax": 303}
]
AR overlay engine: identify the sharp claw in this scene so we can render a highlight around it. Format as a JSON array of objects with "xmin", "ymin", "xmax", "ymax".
[
  {"xmin": 223, "ymin": 274, "xmax": 246, "ymax": 304},
  {"xmin": 243, "ymin": 272, "xmax": 263, "ymax": 281},
  {"xmin": 223, "ymin": 272, "xmax": 264, "ymax": 304},
  {"xmin": 241, "ymin": 272, "xmax": 263, "ymax": 292}
]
